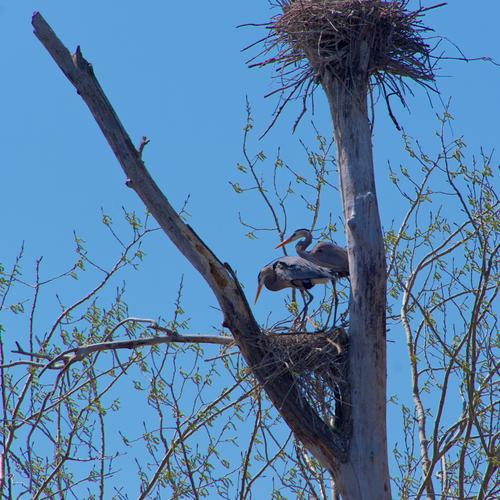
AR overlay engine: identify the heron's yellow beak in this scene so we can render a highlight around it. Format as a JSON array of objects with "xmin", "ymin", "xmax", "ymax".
[
  {"xmin": 254, "ymin": 282, "xmax": 263, "ymax": 304},
  {"xmin": 275, "ymin": 236, "xmax": 293, "ymax": 250}
]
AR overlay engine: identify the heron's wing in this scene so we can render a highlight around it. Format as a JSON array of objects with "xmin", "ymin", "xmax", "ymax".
[
  {"xmin": 275, "ymin": 256, "xmax": 334, "ymax": 281},
  {"xmin": 309, "ymin": 242, "xmax": 349, "ymax": 274}
]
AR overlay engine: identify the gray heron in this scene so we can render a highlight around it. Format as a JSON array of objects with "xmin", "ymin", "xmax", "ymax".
[
  {"xmin": 275, "ymin": 229, "xmax": 349, "ymax": 325},
  {"xmin": 254, "ymin": 256, "xmax": 337, "ymax": 326},
  {"xmin": 275, "ymin": 228, "xmax": 349, "ymax": 277}
]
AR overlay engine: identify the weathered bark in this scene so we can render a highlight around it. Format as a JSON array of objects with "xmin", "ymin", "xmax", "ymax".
[
  {"xmin": 31, "ymin": 12, "xmax": 350, "ymax": 493},
  {"xmin": 317, "ymin": 40, "xmax": 391, "ymax": 498}
]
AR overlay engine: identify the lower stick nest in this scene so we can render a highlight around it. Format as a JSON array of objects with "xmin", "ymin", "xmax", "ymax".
[{"xmin": 262, "ymin": 327, "xmax": 349, "ymax": 428}]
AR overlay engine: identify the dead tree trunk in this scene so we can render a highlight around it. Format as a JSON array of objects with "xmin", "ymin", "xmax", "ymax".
[{"xmin": 321, "ymin": 59, "xmax": 390, "ymax": 499}]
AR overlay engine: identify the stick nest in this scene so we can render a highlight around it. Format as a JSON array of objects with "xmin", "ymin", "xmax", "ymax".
[
  {"xmin": 264, "ymin": 328, "xmax": 347, "ymax": 377},
  {"xmin": 261, "ymin": 328, "xmax": 349, "ymax": 429},
  {"xmin": 248, "ymin": 0, "xmax": 441, "ymax": 132}
]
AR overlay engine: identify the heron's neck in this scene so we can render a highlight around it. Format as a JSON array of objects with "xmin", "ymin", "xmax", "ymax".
[
  {"xmin": 266, "ymin": 274, "xmax": 281, "ymax": 292},
  {"xmin": 295, "ymin": 233, "xmax": 312, "ymax": 254}
]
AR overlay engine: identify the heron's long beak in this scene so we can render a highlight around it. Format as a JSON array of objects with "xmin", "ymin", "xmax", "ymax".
[
  {"xmin": 275, "ymin": 236, "xmax": 293, "ymax": 250},
  {"xmin": 254, "ymin": 282, "xmax": 263, "ymax": 304}
]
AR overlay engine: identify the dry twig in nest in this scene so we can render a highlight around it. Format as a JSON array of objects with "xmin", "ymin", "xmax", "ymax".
[{"xmin": 246, "ymin": 0, "xmax": 443, "ymax": 134}]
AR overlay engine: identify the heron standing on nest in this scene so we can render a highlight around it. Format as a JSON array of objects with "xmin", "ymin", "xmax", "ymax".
[
  {"xmin": 255, "ymin": 255, "xmax": 337, "ymax": 328},
  {"xmin": 275, "ymin": 228, "xmax": 349, "ymax": 276},
  {"xmin": 276, "ymin": 228, "xmax": 349, "ymax": 325}
]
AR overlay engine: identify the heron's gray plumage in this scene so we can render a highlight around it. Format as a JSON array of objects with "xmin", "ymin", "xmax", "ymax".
[
  {"xmin": 255, "ymin": 255, "xmax": 335, "ymax": 303},
  {"xmin": 277, "ymin": 228, "xmax": 349, "ymax": 277}
]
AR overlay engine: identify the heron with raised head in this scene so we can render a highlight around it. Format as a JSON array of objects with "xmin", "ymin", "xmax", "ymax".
[
  {"xmin": 254, "ymin": 255, "xmax": 336, "ymax": 327},
  {"xmin": 276, "ymin": 228, "xmax": 349, "ymax": 325},
  {"xmin": 275, "ymin": 228, "xmax": 349, "ymax": 276}
]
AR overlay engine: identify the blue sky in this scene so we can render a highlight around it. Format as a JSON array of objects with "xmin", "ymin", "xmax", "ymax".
[
  {"xmin": 2, "ymin": 0, "xmax": 498, "ymax": 322},
  {"xmin": 1, "ymin": 0, "xmax": 499, "ymax": 496}
]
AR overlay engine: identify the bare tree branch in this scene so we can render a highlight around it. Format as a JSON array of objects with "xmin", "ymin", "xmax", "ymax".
[
  {"xmin": 31, "ymin": 11, "xmax": 349, "ymax": 480},
  {"xmin": 6, "ymin": 332, "xmax": 234, "ymax": 371}
]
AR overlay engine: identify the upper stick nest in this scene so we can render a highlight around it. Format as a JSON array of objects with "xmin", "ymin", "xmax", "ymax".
[{"xmin": 248, "ymin": 0, "xmax": 442, "ymax": 132}]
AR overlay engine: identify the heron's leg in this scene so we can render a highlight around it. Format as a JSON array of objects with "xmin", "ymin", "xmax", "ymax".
[
  {"xmin": 301, "ymin": 290, "xmax": 314, "ymax": 325},
  {"xmin": 298, "ymin": 289, "xmax": 309, "ymax": 315},
  {"xmin": 291, "ymin": 291, "xmax": 303, "ymax": 329},
  {"xmin": 323, "ymin": 280, "xmax": 339, "ymax": 328},
  {"xmin": 292, "ymin": 289, "xmax": 312, "ymax": 330},
  {"xmin": 332, "ymin": 279, "xmax": 339, "ymax": 327},
  {"xmin": 305, "ymin": 289, "xmax": 314, "ymax": 308}
]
